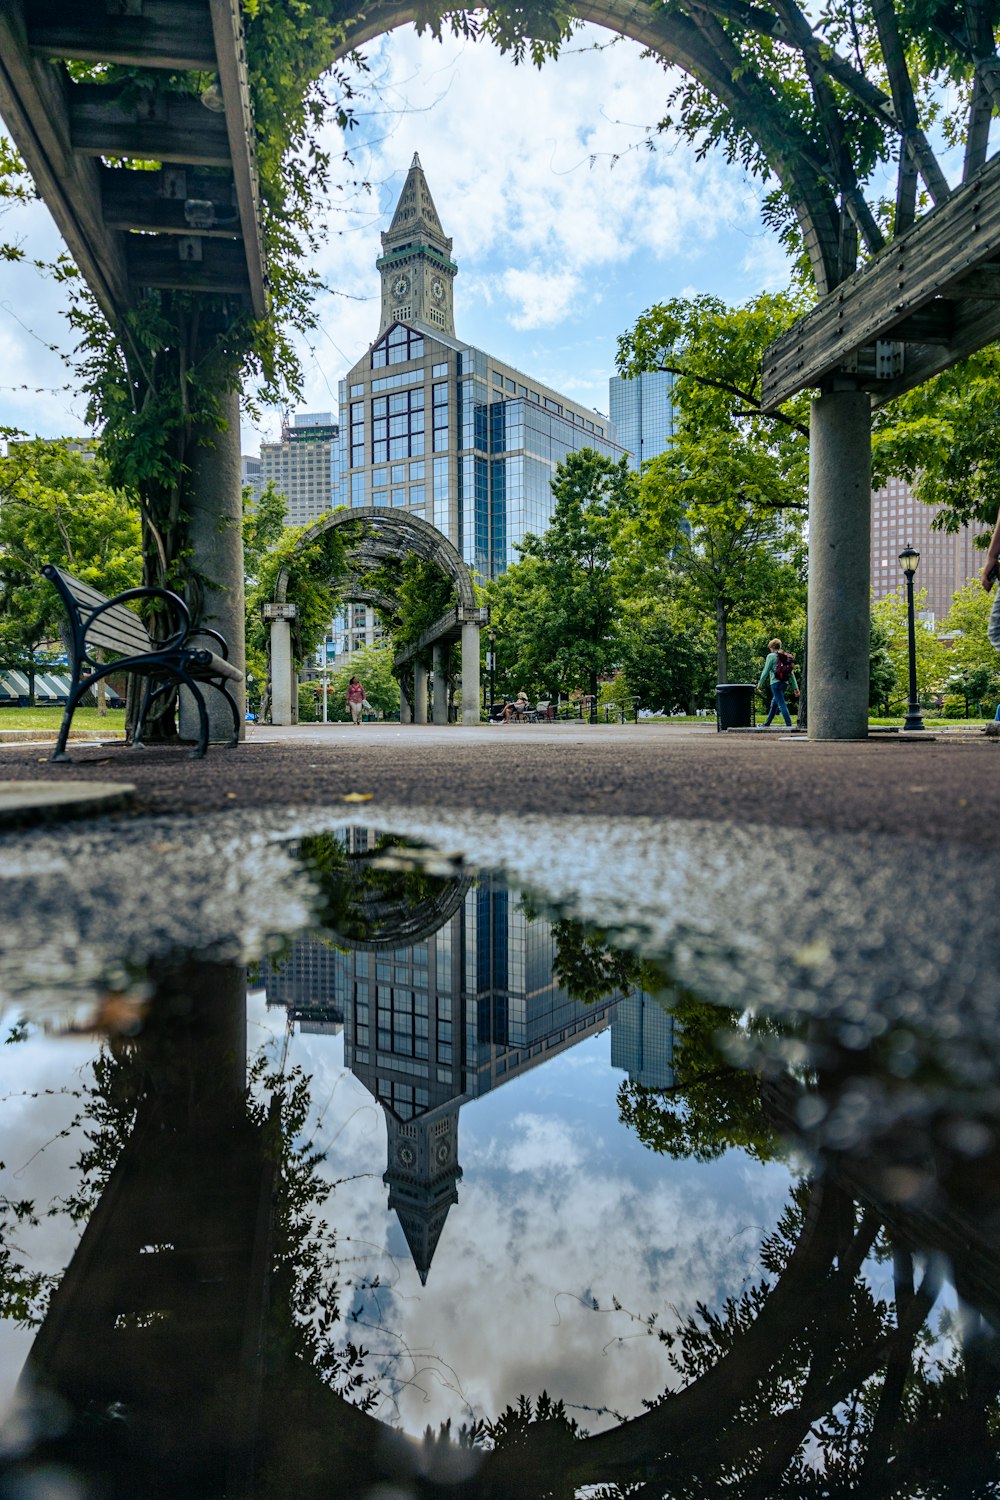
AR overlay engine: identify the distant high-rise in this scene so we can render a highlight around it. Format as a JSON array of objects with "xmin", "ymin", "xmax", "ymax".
[
  {"xmin": 610, "ymin": 991, "xmax": 676, "ymax": 1090},
  {"xmin": 257, "ymin": 411, "xmax": 340, "ymax": 528},
  {"xmin": 871, "ymin": 477, "xmax": 982, "ymax": 625},
  {"xmin": 609, "ymin": 370, "xmax": 676, "ymax": 472}
]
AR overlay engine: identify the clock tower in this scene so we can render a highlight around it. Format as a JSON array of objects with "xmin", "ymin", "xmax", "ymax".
[
  {"xmin": 376, "ymin": 153, "xmax": 457, "ymax": 338},
  {"xmin": 383, "ymin": 1104, "xmax": 462, "ymax": 1284}
]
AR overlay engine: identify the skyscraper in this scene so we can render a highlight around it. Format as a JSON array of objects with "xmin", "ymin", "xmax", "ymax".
[
  {"xmin": 871, "ymin": 476, "xmax": 982, "ymax": 625},
  {"xmin": 258, "ymin": 411, "xmax": 340, "ymax": 528},
  {"xmin": 331, "ymin": 155, "xmax": 626, "ymax": 662},
  {"xmin": 609, "ymin": 369, "xmax": 676, "ymax": 472}
]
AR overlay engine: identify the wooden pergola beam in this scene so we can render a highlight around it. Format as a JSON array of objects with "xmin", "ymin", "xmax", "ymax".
[
  {"xmin": 69, "ymin": 85, "xmax": 232, "ymax": 168},
  {"xmin": 24, "ymin": 0, "xmax": 217, "ymax": 71},
  {"xmin": 126, "ymin": 234, "xmax": 251, "ymax": 295},
  {"xmin": 762, "ymin": 151, "xmax": 1000, "ymax": 409},
  {"xmin": 209, "ymin": 0, "xmax": 268, "ymax": 319},
  {"xmin": 100, "ymin": 165, "xmax": 241, "ymax": 237},
  {"xmin": 0, "ymin": 3, "xmax": 128, "ymax": 326}
]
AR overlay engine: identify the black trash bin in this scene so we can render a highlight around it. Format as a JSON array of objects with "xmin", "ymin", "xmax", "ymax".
[{"xmin": 715, "ymin": 683, "xmax": 756, "ymax": 732}]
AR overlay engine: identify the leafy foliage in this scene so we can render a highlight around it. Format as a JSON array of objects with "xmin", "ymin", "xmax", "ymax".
[{"xmin": 0, "ymin": 439, "xmax": 141, "ymax": 695}]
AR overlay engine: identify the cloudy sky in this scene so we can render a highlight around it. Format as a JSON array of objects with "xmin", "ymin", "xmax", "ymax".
[{"xmin": 0, "ymin": 22, "xmax": 795, "ymax": 456}]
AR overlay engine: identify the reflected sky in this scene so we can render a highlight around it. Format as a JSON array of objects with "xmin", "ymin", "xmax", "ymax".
[{"xmin": 1, "ymin": 819, "xmax": 999, "ymax": 1497}]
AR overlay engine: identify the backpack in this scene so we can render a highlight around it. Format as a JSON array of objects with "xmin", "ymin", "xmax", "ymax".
[{"xmin": 774, "ymin": 651, "xmax": 794, "ymax": 683}]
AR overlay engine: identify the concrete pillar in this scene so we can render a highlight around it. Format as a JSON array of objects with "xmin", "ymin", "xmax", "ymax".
[
  {"xmin": 399, "ymin": 672, "xmax": 412, "ymax": 724},
  {"xmin": 432, "ymin": 643, "xmax": 448, "ymax": 725},
  {"xmin": 178, "ymin": 389, "xmax": 245, "ymax": 742},
  {"xmin": 414, "ymin": 661, "xmax": 428, "ymax": 724},
  {"xmin": 270, "ymin": 618, "xmax": 295, "ymax": 725},
  {"xmin": 808, "ymin": 387, "xmax": 872, "ymax": 740},
  {"xmin": 461, "ymin": 621, "xmax": 480, "ymax": 726}
]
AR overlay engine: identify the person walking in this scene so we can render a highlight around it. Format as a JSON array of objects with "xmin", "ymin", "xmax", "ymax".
[
  {"xmin": 758, "ymin": 638, "xmax": 799, "ymax": 727},
  {"xmin": 346, "ymin": 674, "xmax": 366, "ymax": 725},
  {"xmin": 980, "ymin": 510, "xmax": 1000, "ymax": 735}
]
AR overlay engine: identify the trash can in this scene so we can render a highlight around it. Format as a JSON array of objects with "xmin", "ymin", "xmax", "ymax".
[{"xmin": 715, "ymin": 683, "xmax": 756, "ymax": 731}]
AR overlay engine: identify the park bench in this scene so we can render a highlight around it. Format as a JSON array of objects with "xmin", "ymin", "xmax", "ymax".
[{"xmin": 41, "ymin": 564, "xmax": 243, "ymax": 761}]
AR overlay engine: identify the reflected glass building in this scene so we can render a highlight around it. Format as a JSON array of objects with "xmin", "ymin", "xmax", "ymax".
[{"xmin": 265, "ymin": 830, "xmax": 674, "ymax": 1281}]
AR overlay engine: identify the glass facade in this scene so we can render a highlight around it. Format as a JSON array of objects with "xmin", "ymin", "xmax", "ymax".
[
  {"xmin": 335, "ymin": 321, "xmax": 627, "ymax": 586},
  {"xmin": 608, "ymin": 370, "xmax": 676, "ymax": 472},
  {"xmin": 262, "ymin": 830, "xmax": 666, "ymax": 1281}
]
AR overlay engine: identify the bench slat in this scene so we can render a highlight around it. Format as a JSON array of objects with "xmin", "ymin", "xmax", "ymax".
[{"xmin": 84, "ymin": 611, "xmax": 154, "ymax": 654}]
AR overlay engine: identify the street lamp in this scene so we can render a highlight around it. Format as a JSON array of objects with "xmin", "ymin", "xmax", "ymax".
[
  {"xmin": 488, "ymin": 628, "xmax": 496, "ymax": 717},
  {"xmin": 898, "ymin": 544, "xmax": 925, "ymax": 732}
]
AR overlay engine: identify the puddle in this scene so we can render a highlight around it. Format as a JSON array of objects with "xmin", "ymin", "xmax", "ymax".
[{"xmin": 1, "ymin": 814, "xmax": 999, "ymax": 1496}]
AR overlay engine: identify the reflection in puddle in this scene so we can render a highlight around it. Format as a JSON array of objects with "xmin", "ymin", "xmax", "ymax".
[{"xmin": 0, "ymin": 823, "xmax": 999, "ymax": 1496}]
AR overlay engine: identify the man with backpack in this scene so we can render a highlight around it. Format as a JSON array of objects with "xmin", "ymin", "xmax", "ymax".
[{"xmin": 758, "ymin": 638, "xmax": 799, "ymax": 728}]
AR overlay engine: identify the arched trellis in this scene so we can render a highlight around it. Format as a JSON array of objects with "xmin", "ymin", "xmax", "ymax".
[{"xmin": 268, "ymin": 507, "xmax": 488, "ymax": 726}]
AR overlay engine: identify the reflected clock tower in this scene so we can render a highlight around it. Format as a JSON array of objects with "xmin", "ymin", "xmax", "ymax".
[
  {"xmin": 383, "ymin": 1103, "xmax": 462, "ymax": 1285},
  {"xmin": 376, "ymin": 152, "xmax": 457, "ymax": 337}
]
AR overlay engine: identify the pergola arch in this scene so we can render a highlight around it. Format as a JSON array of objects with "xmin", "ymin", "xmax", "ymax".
[{"xmin": 268, "ymin": 507, "xmax": 487, "ymax": 726}]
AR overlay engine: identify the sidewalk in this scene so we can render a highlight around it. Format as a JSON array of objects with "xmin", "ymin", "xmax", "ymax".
[{"xmin": 0, "ymin": 720, "xmax": 997, "ymax": 847}]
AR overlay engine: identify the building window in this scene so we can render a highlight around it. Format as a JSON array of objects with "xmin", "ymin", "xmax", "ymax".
[
  {"xmin": 392, "ymin": 488, "xmax": 406, "ymax": 506},
  {"xmin": 493, "ymin": 371, "xmax": 504, "ymax": 388},
  {"xmin": 410, "ymin": 485, "xmax": 425, "ymax": 506},
  {"xmin": 351, "ymin": 473, "xmax": 366, "ymax": 505},
  {"xmin": 410, "ymin": 461, "xmax": 425, "ymax": 481},
  {"xmin": 372, "ymin": 468, "xmax": 387, "ymax": 490},
  {"xmin": 433, "ymin": 382, "xmax": 449, "ymax": 453},
  {"xmin": 372, "ymin": 388, "xmax": 425, "ymax": 463},
  {"xmin": 372, "ymin": 324, "xmax": 425, "ymax": 369},
  {"xmin": 432, "ymin": 362, "xmax": 448, "ymax": 377},
  {"xmin": 350, "ymin": 383, "xmax": 364, "ymax": 396}
]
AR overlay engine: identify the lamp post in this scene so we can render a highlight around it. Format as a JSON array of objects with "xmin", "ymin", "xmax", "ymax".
[
  {"xmin": 898, "ymin": 544, "xmax": 925, "ymax": 732},
  {"xmin": 962, "ymin": 669, "xmax": 970, "ymax": 719},
  {"xmin": 487, "ymin": 629, "xmax": 496, "ymax": 718},
  {"xmin": 321, "ymin": 639, "xmax": 329, "ymax": 724}
]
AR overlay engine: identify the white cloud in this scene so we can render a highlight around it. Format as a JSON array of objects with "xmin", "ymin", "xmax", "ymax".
[{"xmin": 500, "ymin": 268, "xmax": 585, "ymax": 330}]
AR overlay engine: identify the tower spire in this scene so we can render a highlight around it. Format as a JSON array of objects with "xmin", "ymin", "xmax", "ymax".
[{"xmin": 376, "ymin": 155, "xmax": 457, "ymax": 337}]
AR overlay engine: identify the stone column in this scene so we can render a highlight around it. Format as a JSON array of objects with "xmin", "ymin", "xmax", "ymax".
[
  {"xmin": 270, "ymin": 619, "xmax": 295, "ymax": 725},
  {"xmin": 178, "ymin": 389, "xmax": 245, "ymax": 742},
  {"xmin": 432, "ymin": 643, "xmax": 448, "ymax": 725},
  {"xmin": 808, "ymin": 387, "xmax": 872, "ymax": 740},
  {"xmin": 399, "ymin": 672, "xmax": 412, "ymax": 724},
  {"xmin": 414, "ymin": 662, "xmax": 428, "ymax": 724},
  {"xmin": 461, "ymin": 621, "xmax": 480, "ymax": 726}
]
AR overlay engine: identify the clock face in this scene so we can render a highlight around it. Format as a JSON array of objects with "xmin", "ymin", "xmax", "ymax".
[
  {"xmin": 434, "ymin": 1140, "xmax": 450, "ymax": 1165},
  {"xmin": 397, "ymin": 1143, "xmax": 415, "ymax": 1167},
  {"xmin": 392, "ymin": 273, "xmax": 410, "ymax": 299},
  {"xmin": 431, "ymin": 277, "xmax": 445, "ymax": 303}
]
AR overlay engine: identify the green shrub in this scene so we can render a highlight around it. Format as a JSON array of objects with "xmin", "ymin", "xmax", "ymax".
[{"xmin": 298, "ymin": 680, "xmax": 319, "ymax": 723}]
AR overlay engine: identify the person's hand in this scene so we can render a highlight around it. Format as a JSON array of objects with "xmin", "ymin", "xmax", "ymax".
[
  {"xmin": 982, "ymin": 559, "xmax": 998, "ymax": 591},
  {"xmin": 793, "ymin": 688, "xmax": 800, "ymax": 696}
]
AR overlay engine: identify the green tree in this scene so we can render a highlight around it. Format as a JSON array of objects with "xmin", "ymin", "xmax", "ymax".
[
  {"xmin": 640, "ymin": 445, "xmax": 806, "ymax": 684},
  {"xmin": 870, "ymin": 587, "xmax": 950, "ymax": 707},
  {"xmin": 616, "ymin": 593, "xmax": 716, "ymax": 713},
  {"xmin": 514, "ymin": 449, "xmax": 637, "ymax": 704},
  {"xmin": 872, "ymin": 347, "xmax": 1000, "ymax": 540},
  {"xmin": 617, "ymin": 988, "xmax": 780, "ymax": 1165},
  {"xmin": 326, "ymin": 640, "xmax": 400, "ymax": 720},
  {"xmin": 0, "ymin": 438, "xmax": 141, "ymax": 702}
]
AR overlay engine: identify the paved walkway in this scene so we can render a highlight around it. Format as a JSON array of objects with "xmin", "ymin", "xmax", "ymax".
[{"xmin": 0, "ymin": 720, "xmax": 996, "ymax": 846}]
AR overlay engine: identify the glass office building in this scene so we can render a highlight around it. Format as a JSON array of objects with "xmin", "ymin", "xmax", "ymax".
[
  {"xmin": 336, "ymin": 327, "xmax": 625, "ymax": 583},
  {"xmin": 608, "ymin": 370, "xmax": 676, "ymax": 473},
  {"xmin": 326, "ymin": 155, "xmax": 625, "ymax": 661},
  {"xmin": 263, "ymin": 827, "xmax": 647, "ymax": 1282}
]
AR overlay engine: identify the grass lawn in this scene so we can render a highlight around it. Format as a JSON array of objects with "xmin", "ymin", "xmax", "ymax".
[{"xmin": 0, "ymin": 706, "xmax": 126, "ymax": 733}]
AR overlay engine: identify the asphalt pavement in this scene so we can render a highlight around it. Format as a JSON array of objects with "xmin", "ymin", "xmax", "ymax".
[{"xmin": 0, "ymin": 719, "xmax": 996, "ymax": 845}]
